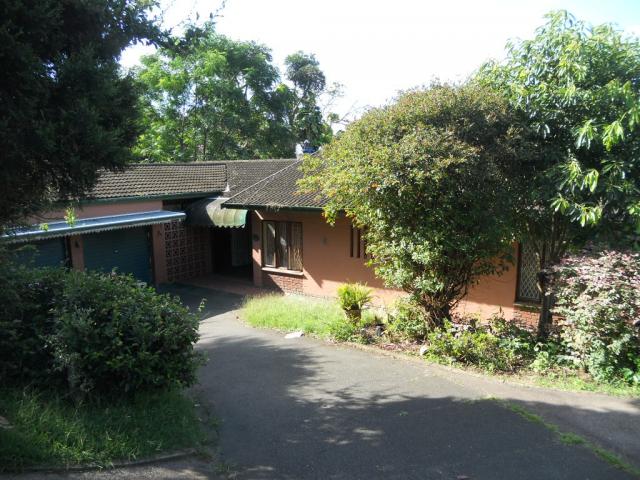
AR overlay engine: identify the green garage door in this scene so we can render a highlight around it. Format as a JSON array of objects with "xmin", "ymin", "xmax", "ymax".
[
  {"xmin": 83, "ymin": 227, "xmax": 152, "ymax": 282},
  {"xmin": 12, "ymin": 238, "xmax": 68, "ymax": 268}
]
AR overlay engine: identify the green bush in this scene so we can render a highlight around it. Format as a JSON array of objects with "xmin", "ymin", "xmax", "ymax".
[
  {"xmin": 386, "ymin": 297, "xmax": 430, "ymax": 341},
  {"xmin": 51, "ymin": 271, "xmax": 201, "ymax": 396},
  {"xmin": 551, "ymin": 247, "xmax": 640, "ymax": 384},
  {"xmin": 336, "ymin": 283, "xmax": 372, "ymax": 311},
  {"xmin": 0, "ymin": 260, "xmax": 66, "ymax": 385},
  {"xmin": 328, "ymin": 318, "xmax": 369, "ymax": 344},
  {"xmin": 0, "ymin": 256, "xmax": 201, "ymax": 397}
]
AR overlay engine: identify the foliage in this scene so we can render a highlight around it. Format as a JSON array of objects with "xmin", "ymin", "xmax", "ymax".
[
  {"xmin": 0, "ymin": 260, "xmax": 66, "ymax": 385},
  {"xmin": 0, "ymin": 258, "xmax": 201, "ymax": 397},
  {"xmin": 242, "ymin": 293, "xmax": 345, "ymax": 337},
  {"xmin": 0, "ymin": 387, "xmax": 206, "ymax": 471},
  {"xmin": 478, "ymin": 11, "xmax": 640, "ymax": 229},
  {"xmin": 51, "ymin": 270, "xmax": 201, "ymax": 396},
  {"xmin": 551, "ymin": 246, "xmax": 640, "ymax": 384},
  {"xmin": 134, "ymin": 23, "xmax": 333, "ymax": 161},
  {"xmin": 386, "ymin": 297, "xmax": 431, "ymax": 341},
  {"xmin": 425, "ymin": 317, "xmax": 536, "ymax": 373},
  {"xmin": 284, "ymin": 51, "xmax": 334, "ymax": 149},
  {"xmin": 336, "ymin": 283, "xmax": 373, "ymax": 313},
  {"xmin": 302, "ymin": 83, "xmax": 526, "ymax": 325},
  {"xmin": 477, "ymin": 10, "xmax": 640, "ymax": 333},
  {"xmin": 0, "ymin": 0, "xmax": 159, "ymax": 226}
]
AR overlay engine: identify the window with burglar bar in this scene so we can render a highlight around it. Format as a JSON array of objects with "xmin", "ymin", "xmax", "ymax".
[
  {"xmin": 262, "ymin": 221, "xmax": 303, "ymax": 271},
  {"xmin": 517, "ymin": 242, "xmax": 541, "ymax": 302}
]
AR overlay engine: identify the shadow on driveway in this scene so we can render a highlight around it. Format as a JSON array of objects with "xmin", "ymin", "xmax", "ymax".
[{"xmin": 195, "ymin": 323, "xmax": 638, "ymax": 479}]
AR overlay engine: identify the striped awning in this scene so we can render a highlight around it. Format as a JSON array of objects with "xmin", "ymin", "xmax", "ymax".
[
  {"xmin": 2, "ymin": 210, "xmax": 185, "ymax": 243},
  {"xmin": 185, "ymin": 197, "xmax": 247, "ymax": 228}
]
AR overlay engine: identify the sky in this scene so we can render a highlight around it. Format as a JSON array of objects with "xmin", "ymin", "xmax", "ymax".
[{"xmin": 121, "ymin": 0, "xmax": 640, "ymax": 124}]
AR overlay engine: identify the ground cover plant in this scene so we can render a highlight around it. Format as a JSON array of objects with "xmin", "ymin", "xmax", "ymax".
[{"xmin": 0, "ymin": 388, "xmax": 207, "ymax": 471}]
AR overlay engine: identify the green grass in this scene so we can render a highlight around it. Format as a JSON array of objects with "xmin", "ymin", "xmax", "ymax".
[
  {"xmin": 526, "ymin": 371, "xmax": 640, "ymax": 398},
  {"xmin": 502, "ymin": 401, "xmax": 640, "ymax": 477},
  {"xmin": 241, "ymin": 293, "xmax": 348, "ymax": 337},
  {"xmin": 0, "ymin": 387, "xmax": 208, "ymax": 472}
]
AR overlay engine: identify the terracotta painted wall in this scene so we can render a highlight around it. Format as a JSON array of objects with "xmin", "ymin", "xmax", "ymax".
[{"xmin": 251, "ymin": 209, "xmax": 524, "ymax": 319}]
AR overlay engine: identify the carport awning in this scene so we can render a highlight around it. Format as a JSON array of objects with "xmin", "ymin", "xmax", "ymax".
[
  {"xmin": 185, "ymin": 197, "xmax": 248, "ymax": 228},
  {"xmin": 2, "ymin": 210, "xmax": 186, "ymax": 243}
]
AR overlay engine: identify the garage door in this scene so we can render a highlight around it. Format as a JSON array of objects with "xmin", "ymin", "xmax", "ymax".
[
  {"xmin": 83, "ymin": 227, "xmax": 152, "ymax": 283},
  {"xmin": 12, "ymin": 238, "xmax": 68, "ymax": 268}
]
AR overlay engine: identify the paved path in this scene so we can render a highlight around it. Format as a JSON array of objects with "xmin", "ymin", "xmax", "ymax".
[{"xmin": 8, "ymin": 286, "xmax": 640, "ymax": 480}]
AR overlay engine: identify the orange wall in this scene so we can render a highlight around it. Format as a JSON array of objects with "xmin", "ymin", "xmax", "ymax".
[{"xmin": 252, "ymin": 209, "xmax": 521, "ymax": 319}]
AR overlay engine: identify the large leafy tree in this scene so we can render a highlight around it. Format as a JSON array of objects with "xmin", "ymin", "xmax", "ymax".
[
  {"xmin": 477, "ymin": 11, "xmax": 640, "ymax": 334},
  {"xmin": 302, "ymin": 84, "xmax": 528, "ymax": 325},
  {"xmin": 134, "ymin": 24, "xmax": 332, "ymax": 162},
  {"xmin": 283, "ymin": 51, "xmax": 333, "ymax": 149},
  {"xmin": 0, "ymin": 0, "xmax": 158, "ymax": 227}
]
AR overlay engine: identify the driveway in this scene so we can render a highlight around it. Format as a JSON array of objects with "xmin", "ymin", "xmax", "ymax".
[
  {"xmin": 12, "ymin": 285, "xmax": 640, "ymax": 480},
  {"xmin": 186, "ymin": 286, "xmax": 638, "ymax": 480}
]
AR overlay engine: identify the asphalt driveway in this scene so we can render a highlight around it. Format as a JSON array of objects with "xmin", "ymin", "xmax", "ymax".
[
  {"xmin": 185, "ymin": 286, "xmax": 638, "ymax": 480},
  {"xmin": 13, "ymin": 285, "xmax": 639, "ymax": 480}
]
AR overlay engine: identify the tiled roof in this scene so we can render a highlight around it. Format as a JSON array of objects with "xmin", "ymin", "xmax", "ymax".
[
  {"xmin": 223, "ymin": 160, "xmax": 326, "ymax": 210},
  {"xmin": 90, "ymin": 164, "xmax": 227, "ymax": 200},
  {"xmin": 222, "ymin": 159, "xmax": 298, "ymax": 196}
]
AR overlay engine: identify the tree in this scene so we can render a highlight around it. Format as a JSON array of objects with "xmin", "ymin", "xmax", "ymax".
[
  {"xmin": 134, "ymin": 24, "xmax": 332, "ymax": 162},
  {"xmin": 0, "ymin": 0, "xmax": 159, "ymax": 227},
  {"xmin": 283, "ymin": 51, "xmax": 333, "ymax": 149},
  {"xmin": 477, "ymin": 11, "xmax": 640, "ymax": 334},
  {"xmin": 302, "ymin": 84, "xmax": 527, "ymax": 326}
]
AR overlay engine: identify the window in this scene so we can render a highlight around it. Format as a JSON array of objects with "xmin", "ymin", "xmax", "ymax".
[
  {"xmin": 350, "ymin": 225, "xmax": 367, "ymax": 258},
  {"xmin": 262, "ymin": 221, "xmax": 303, "ymax": 271},
  {"xmin": 516, "ymin": 242, "xmax": 541, "ymax": 302}
]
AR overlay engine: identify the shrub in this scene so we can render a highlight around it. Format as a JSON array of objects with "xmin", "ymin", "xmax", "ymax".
[
  {"xmin": 336, "ymin": 283, "xmax": 373, "ymax": 321},
  {"xmin": 551, "ymin": 247, "xmax": 640, "ymax": 384},
  {"xmin": 0, "ymin": 255, "xmax": 202, "ymax": 397},
  {"xmin": 51, "ymin": 270, "xmax": 201, "ymax": 397},
  {"xmin": 0, "ymin": 260, "xmax": 66, "ymax": 385},
  {"xmin": 425, "ymin": 317, "xmax": 537, "ymax": 373},
  {"xmin": 386, "ymin": 297, "xmax": 430, "ymax": 341},
  {"xmin": 328, "ymin": 318, "xmax": 370, "ymax": 344}
]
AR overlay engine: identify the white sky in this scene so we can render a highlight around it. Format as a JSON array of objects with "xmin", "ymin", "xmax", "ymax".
[{"xmin": 121, "ymin": 0, "xmax": 640, "ymax": 124}]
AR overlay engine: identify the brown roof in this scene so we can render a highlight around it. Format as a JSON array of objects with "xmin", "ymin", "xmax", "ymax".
[
  {"xmin": 88, "ymin": 160, "xmax": 298, "ymax": 201},
  {"xmin": 90, "ymin": 163, "xmax": 227, "ymax": 200},
  {"xmin": 223, "ymin": 159, "xmax": 299, "ymax": 196},
  {"xmin": 223, "ymin": 160, "xmax": 326, "ymax": 210}
]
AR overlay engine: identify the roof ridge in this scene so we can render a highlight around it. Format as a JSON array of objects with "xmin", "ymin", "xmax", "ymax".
[
  {"xmin": 124, "ymin": 159, "xmax": 297, "ymax": 167},
  {"xmin": 225, "ymin": 160, "xmax": 303, "ymax": 205}
]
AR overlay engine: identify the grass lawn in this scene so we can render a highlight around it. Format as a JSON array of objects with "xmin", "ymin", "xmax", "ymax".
[
  {"xmin": 0, "ymin": 387, "xmax": 209, "ymax": 472},
  {"xmin": 241, "ymin": 293, "xmax": 348, "ymax": 337}
]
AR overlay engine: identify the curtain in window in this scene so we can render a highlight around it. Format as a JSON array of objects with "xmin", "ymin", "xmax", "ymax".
[
  {"xmin": 290, "ymin": 223, "xmax": 303, "ymax": 271},
  {"xmin": 263, "ymin": 221, "xmax": 276, "ymax": 267},
  {"xmin": 277, "ymin": 222, "xmax": 289, "ymax": 269}
]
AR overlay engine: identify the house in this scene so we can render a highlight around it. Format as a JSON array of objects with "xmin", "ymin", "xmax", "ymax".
[{"xmin": 3, "ymin": 160, "xmax": 541, "ymax": 324}]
